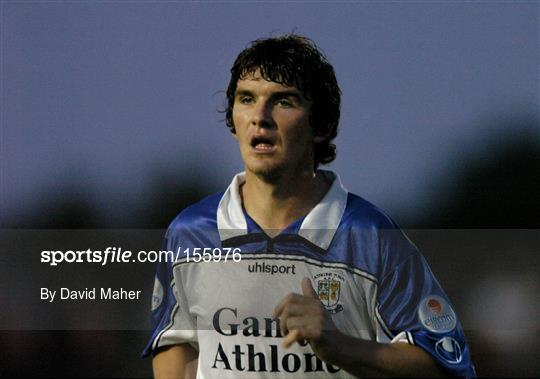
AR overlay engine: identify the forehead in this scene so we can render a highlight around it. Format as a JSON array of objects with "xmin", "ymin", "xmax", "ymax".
[{"xmin": 235, "ymin": 70, "xmax": 303, "ymax": 95}]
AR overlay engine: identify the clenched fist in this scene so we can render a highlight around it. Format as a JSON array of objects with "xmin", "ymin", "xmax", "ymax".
[{"xmin": 272, "ymin": 277, "xmax": 341, "ymax": 363}]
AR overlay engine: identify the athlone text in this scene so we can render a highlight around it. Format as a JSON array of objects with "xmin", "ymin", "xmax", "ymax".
[{"xmin": 210, "ymin": 307, "xmax": 341, "ymax": 374}]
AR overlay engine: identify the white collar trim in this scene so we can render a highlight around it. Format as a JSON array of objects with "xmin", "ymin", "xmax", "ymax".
[{"xmin": 217, "ymin": 170, "xmax": 348, "ymax": 250}]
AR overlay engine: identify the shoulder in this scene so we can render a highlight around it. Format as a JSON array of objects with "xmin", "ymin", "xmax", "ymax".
[
  {"xmin": 342, "ymin": 193, "xmax": 398, "ymax": 230},
  {"xmin": 339, "ymin": 193, "xmax": 419, "ymax": 276},
  {"xmin": 165, "ymin": 191, "xmax": 224, "ymax": 236}
]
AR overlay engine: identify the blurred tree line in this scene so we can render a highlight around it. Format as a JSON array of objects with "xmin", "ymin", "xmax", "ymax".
[
  {"xmin": 2, "ymin": 115, "xmax": 539, "ymax": 377},
  {"xmin": 4, "ymin": 118, "xmax": 538, "ymax": 230}
]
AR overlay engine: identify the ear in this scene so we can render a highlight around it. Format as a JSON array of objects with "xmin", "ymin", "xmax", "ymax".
[
  {"xmin": 312, "ymin": 126, "xmax": 331, "ymax": 144},
  {"xmin": 313, "ymin": 134, "xmax": 326, "ymax": 143},
  {"xmin": 313, "ymin": 129, "xmax": 331, "ymax": 143}
]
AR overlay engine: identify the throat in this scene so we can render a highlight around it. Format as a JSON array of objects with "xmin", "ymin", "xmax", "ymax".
[{"xmin": 240, "ymin": 172, "xmax": 331, "ymax": 235}]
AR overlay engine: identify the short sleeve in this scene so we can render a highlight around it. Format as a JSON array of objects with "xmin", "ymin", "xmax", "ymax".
[
  {"xmin": 141, "ymin": 235, "xmax": 198, "ymax": 358},
  {"xmin": 375, "ymin": 229, "xmax": 476, "ymax": 378}
]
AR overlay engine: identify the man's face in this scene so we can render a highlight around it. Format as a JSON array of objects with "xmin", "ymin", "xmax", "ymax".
[{"xmin": 232, "ymin": 70, "xmax": 315, "ymax": 179}]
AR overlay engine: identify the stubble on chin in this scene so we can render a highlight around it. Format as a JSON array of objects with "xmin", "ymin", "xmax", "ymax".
[
  {"xmin": 246, "ymin": 153, "xmax": 316, "ymax": 186},
  {"xmin": 249, "ymin": 163, "xmax": 285, "ymax": 184}
]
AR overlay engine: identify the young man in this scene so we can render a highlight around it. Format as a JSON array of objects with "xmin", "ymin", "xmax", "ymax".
[{"xmin": 143, "ymin": 34, "xmax": 476, "ymax": 378}]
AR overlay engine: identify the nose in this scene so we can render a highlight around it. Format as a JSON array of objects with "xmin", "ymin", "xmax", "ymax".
[{"xmin": 251, "ymin": 101, "xmax": 273, "ymax": 129}]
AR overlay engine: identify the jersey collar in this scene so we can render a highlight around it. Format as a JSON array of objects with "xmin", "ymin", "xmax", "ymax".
[{"xmin": 217, "ymin": 170, "xmax": 348, "ymax": 251}]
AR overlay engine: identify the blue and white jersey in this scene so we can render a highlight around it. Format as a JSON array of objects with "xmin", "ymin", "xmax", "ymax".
[{"xmin": 143, "ymin": 171, "xmax": 476, "ymax": 378}]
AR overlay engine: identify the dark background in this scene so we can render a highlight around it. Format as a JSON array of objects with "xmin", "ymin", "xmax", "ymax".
[{"xmin": 1, "ymin": 1, "xmax": 539, "ymax": 377}]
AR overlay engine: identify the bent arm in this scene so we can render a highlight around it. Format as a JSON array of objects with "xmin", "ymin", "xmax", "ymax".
[
  {"xmin": 318, "ymin": 331, "xmax": 446, "ymax": 378},
  {"xmin": 277, "ymin": 278, "xmax": 448, "ymax": 377},
  {"xmin": 152, "ymin": 344, "xmax": 198, "ymax": 379}
]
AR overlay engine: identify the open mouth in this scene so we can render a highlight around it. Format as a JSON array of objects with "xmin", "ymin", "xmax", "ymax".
[{"xmin": 250, "ymin": 135, "xmax": 276, "ymax": 152}]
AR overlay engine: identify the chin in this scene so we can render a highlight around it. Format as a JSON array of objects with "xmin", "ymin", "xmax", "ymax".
[{"xmin": 246, "ymin": 161, "xmax": 286, "ymax": 183}]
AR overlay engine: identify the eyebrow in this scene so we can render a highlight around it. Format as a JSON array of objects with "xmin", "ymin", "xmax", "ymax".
[
  {"xmin": 234, "ymin": 89, "xmax": 254, "ymax": 97},
  {"xmin": 271, "ymin": 90, "xmax": 303, "ymax": 100},
  {"xmin": 234, "ymin": 89, "xmax": 304, "ymax": 102}
]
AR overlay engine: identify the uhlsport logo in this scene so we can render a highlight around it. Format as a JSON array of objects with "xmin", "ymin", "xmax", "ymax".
[
  {"xmin": 418, "ymin": 295, "xmax": 456, "ymax": 333},
  {"xmin": 435, "ymin": 337, "xmax": 463, "ymax": 364},
  {"xmin": 314, "ymin": 272, "xmax": 344, "ymax": 314},
  {"xmin": 151, "ymin": 277, "xmax": 164, "ymax": 311}
]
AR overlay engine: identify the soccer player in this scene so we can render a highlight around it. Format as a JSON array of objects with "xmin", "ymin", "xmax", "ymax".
[{"xmin": 143, "ymin": 34, "xmax": 476, "ymax": 378}]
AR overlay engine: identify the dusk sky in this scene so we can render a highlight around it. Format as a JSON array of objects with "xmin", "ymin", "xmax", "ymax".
[{"xmin": 2, "ymin": 1, "xmax": 538, "ymax": 224}]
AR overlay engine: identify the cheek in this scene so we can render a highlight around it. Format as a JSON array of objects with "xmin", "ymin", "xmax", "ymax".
[
  {"xmin": 231, "ymin": 112, "xmax": 239, "ymax": 131},
  {"xmin": 231, "ymin": 112, "xmax": 245, "ymax": 141},
  {"xmin": 286, "ymin": 116, "xmax": 313, "ymax": 144},
  {"xmin": 232, "ymin": 111, "xmax": 247, "ymax": 133}
]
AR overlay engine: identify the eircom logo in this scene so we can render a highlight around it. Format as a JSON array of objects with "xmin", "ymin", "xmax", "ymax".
[
  {"xmin": 427, "ymin": 298, "xmax": 442, "ymax": 314},
  {"xmin": 418, "ymin": 295, "xmax": 457, "ymax": 333}
]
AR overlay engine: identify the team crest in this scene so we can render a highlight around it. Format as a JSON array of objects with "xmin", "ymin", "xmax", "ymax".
[{"xmin": 314, "ymin": 272, "xmax": 345, "ymax": 314}]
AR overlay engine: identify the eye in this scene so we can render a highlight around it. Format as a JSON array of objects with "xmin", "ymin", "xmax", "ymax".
[
  {"xmin": 237, "ymin": 96, "xmax": 254, "ymax": 105},
  {"xmin": 276, "ymin": 98, "xmax": 293, "ymax": 107}
]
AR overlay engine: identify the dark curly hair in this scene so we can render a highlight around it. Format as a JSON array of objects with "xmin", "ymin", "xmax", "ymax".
[{"xmin": 225, "ymin": 34, "xmax": 341, "ymax": 169}]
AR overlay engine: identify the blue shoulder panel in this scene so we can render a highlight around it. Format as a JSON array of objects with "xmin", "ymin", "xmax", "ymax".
[{"xmin": 141, "ymin": 192, "xmax": 223, "ymax": 357}]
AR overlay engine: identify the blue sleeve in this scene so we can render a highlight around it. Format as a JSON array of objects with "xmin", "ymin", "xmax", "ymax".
[
  {"xmin": 376, "ymin": 230, "xmax": 476, "ymax": 378},
  {"xmin": 141, "ymin": 234, "xmax": 197, "ymax": 358},
  {"xmin": 141, "ymin": 235, "xmax": 176, "ymax": 357}
]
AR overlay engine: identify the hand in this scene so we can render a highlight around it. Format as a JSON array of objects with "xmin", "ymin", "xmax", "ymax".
[
  {"xmin": 272, "ymin": 277, "xmax": 339, "ymax": 359},
  {"xmin": 273, "ymin": 279, "xmax": 446, "ymax": 378}
]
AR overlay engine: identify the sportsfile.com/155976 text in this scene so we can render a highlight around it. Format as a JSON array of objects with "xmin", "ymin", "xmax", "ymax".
[{"xmin": 40, "ymin": 247, "xmax": 242, "ymax": 266}]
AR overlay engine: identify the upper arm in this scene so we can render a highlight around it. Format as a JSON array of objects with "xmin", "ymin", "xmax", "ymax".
[
  {"xmin": 142, "ymin": 234, "xmax": 198, "ymax": 358},
  {"xmin": 374, "ymin": 229, "xmax": 476, "ymax": 377},
  {"xmin": 153, "ymin": 344, "xmax": 198, "ymax": 379}
]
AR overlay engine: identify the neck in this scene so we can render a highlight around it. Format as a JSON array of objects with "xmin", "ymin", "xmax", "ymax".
[{"xmin": 241, "ymin": 167, "xmax": 331, "ymax": 237}]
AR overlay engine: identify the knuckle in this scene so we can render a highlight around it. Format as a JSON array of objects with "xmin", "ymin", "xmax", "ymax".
[{"xmin": 285, "ymin": 293, "xmax": 297, "ymax": 303}]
